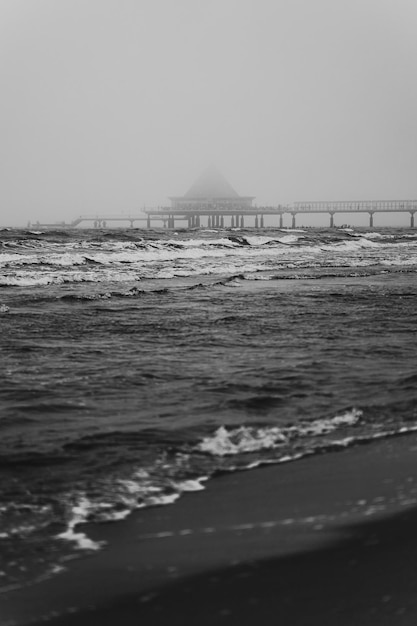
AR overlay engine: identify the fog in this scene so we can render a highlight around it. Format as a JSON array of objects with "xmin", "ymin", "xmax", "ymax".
[{"xmin": 1, "ymin": 0, "xmax": 416, "ymax": 226}]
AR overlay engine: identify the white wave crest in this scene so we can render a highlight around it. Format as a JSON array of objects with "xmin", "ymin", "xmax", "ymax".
[
  {"xmin": 244, "ymin": 234, "xmax": 302, "ymax": 246},
  {"xmin": 0, "ymin": 253, "xmax": 24, "ymax": 265},
  {"xmin": 320, "ymin": 238, "xmax": 380, "ymax": 252},
  {"xmin": 196, "ymin": 409, "xmax": 363, "ymax": 456},
  {"xmin": 197, "ymin": 425, "xmax": 287, "ymax": 456}
]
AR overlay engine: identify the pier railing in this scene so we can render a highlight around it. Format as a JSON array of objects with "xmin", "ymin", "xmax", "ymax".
[{"xmin": 292, "ymin": 200, "xmax": 417, "ymax": 213}]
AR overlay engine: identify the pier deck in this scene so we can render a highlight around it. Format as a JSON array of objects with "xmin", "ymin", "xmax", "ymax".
[
  {"xmin": 144, "ymin": 200, "xmax": 417, "ymax": 229},
  {"xmin": 30, "ymin": 200, "xmax": 417, "ymax": 229}
]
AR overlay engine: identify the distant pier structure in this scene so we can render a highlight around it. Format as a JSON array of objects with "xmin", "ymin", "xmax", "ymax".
[
  {"xmin": 29, "ymin": 167, "xmax": 417, "ymax": 228},
  {"xmin": 143, "ymin": 168, "xmax": 417, "ymax": 229},
  {"xmin": 145, "ymin": 166, "xmax": 285, "ymax": 228},
  {"xmin": 161, "ymin": 165, "xmax": 258, "ymax": 228}
]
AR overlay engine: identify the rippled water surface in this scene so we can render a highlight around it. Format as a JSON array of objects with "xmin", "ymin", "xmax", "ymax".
[{"xmin": 1, "ymin": 225, "xmax": 417, "ymax": 586}]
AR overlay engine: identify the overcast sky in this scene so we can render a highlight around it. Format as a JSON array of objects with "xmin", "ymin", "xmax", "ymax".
[{"xmin": 1, "ymin": 0, "xmax": 416, "ymax": 226}]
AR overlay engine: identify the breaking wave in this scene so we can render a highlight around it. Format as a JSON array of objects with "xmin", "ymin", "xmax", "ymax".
[
  {"xmin": 196, "ymin": 409, "xmax": 363, "ymax": 456},
  {"xmin": 2, "ymin": 228, "xmax": 417, "ymax": 289}
]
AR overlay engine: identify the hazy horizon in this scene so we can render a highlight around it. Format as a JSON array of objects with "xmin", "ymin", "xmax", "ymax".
[{"xmin": 1, "ymin": 0, "xmax": 416, "ymax": 227}]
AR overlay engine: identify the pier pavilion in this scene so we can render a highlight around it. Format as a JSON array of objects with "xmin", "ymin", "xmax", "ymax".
[
  {"xmin": 161, "ymin": 166, "xmax": 256, "ymax": 228},
  {"xmin": 143, "ymin": 166, "xmax": 276, "ymax": 228}
]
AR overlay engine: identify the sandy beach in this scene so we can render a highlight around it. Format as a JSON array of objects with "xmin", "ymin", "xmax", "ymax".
[{"xmin": 2, "ymin": 432, "xmax": 417, "ymax": 625}]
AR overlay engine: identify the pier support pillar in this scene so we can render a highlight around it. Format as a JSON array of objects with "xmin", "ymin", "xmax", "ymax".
[
  {"xmin": 208, "ymin": 216, "xmax": 212, "ymax": 228},
  {"xmin": 279, "ymin": 214, "xmax": 283, "ymax": 228},
  {"xmin": 196, "ymin": 216, "xmax": 200, "ymax": 227},
  {"xmin": 255, "ymin": 216, "xmax": 259, "ymax": 228},
  {"xmin": 291, "ymin": 213, "xmax": 296, "ymax": 229},
  {"xmin": 129, "ymin": 220, "xmax": 134, "ymax": 228},
  {"xmin": 330, "ymin": 213, "xmax": 335, "ymax": 228},
  {"xmin": 260, "ymin": 215, "xmax": 264, "ymax": 228},
  {"xmin": 410, "ymin": 212, "xmax": 415, "ymax": 228},
  {"xmin": 221, "ymin": 216, "xmax": 224, "ymax": 228},
  {"xmin": 147, "ymin": 217, "xmax": 151, "ymax": 228},
  {"xmin": 240, "ymin": 216, "xmax": 244, "ymax": 227},
  {"xmin": 369, "ymin": 212, "xmax": 374, "ymax": 228}
]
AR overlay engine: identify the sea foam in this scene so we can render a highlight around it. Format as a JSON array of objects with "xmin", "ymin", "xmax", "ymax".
[{"xmin": 196, "ymin": 409, "xmax": 363, "ymax": 456}]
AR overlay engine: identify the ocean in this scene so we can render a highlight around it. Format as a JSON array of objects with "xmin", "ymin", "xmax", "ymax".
[{"xmin": 1, "ymin": 225, "xmax": 416, "ymax": 589}]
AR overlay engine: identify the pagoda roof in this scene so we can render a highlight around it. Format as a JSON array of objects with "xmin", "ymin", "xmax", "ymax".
[{"xmin": 183, "ymin": 166, "xmax": 240, "ymax": 199}]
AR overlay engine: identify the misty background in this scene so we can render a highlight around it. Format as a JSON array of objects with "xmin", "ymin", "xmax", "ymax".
[{"xmin": 1, "ymin": 0, "xmax": 416, "ymax": 227}]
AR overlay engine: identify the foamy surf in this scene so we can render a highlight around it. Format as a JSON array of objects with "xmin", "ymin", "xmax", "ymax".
[
  {"xmin": 196, "ymin": 409, "xmax": 363, "ymax": 456},
  {"xmin": 2, "ymin": 228, "xmax": 417, "ymax": 288}
]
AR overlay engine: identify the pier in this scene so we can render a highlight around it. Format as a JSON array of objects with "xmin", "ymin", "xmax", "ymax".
[
  {"xmin": 30, "ymin": 199, "xmax": 417, "ymax": 230},
  {"xmin": 145, "ymin": 169, "xmax": 417, "ymax": 229},
  {"xmin": 143, "ymin": 199, "xmax": 417, "ymax": 229},
  {"xmin": 29, "ymin": 169, "xmax": 417, "ymax": 230}
]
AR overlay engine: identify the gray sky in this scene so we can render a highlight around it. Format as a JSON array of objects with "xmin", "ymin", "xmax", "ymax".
[{"xmin": 1, "ymin": 0, "xmax": 416, "ymax": 226}]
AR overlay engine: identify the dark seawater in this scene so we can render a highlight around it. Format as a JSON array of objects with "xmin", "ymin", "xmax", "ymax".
[{"xmin": 1, "ymin": 225, "xmax": 417, "ymax": 587}]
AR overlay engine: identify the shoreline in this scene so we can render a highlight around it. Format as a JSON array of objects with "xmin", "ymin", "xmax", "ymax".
[{"xmin": 3, "ymin": 433, "xmax": 417, "ymax": 624}]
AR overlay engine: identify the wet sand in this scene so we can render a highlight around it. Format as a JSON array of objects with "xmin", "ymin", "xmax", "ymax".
[{"xmin": 3, "ymin": 433, "xmax": 417, "ymax": 625}]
